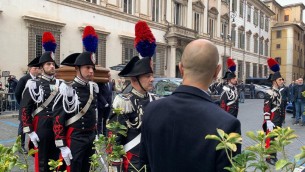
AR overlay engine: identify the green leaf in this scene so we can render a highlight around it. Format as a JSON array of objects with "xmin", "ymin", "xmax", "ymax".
[
  {"xmin": 227, "ymin": 133, "xmax": 242, "ymax": 144},
  {"xmin": 205, "ymin": 135, "xmax": 221, "ymax": 141},
  {"xmin": 28, "ymin": 148, "xmax": 38, "ymax": 156},
  {"xmin": 275, "ymin": 159, "xmax": 291, "ymax": 170},
  {"xmin": 216, "ymin": 128, "xmax": 225, "ymax": 139},
  {"xmin": 216, "ymin": 143, "xmax": 226, "ymax": 151},
  {"xmin": 226, "ymin": 142, "xmax": 237, "ymax": 152}
]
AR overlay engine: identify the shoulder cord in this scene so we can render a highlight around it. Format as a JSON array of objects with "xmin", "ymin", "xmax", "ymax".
[
  {"xmin": 29, "ymin": 85, "xmax": 44, "ymax": 104},
  {"xmin": 52, "ymin": 85, "xmax": 79, "ymax": 113},
  {"xmin": 225, "ymin": 89, "xmax": 236, "ymax": 101}
]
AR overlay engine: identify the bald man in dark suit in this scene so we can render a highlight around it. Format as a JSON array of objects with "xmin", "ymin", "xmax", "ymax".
[{"xmin": 140, "ymin": 39, "xmax": 241, "ymax": 172}]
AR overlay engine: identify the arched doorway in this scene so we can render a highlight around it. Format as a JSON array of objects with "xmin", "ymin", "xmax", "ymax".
[{"xmin": 175, "ymin": 49, "xmax": 182, "ymax": 78}]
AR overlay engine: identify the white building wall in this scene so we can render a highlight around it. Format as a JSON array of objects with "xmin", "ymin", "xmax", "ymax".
[{"xmin": 0, "ymin": 0, "xmax": 166, "ymax": 82}]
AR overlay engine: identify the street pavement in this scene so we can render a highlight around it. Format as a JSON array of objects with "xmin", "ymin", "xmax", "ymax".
[{"xmin": 1, "ymin": 99, "xmax": 305, "ymax": 171}]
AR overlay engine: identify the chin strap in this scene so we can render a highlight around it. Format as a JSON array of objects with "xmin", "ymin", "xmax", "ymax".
[{"xmin": 136, "ymin": 76, "xmax": 147, "ymax": 93}]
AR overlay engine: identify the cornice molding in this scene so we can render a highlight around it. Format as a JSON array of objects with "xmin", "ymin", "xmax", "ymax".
[
  {"xmin": 79, "ymin": 25, "xmax": 110, "ymax": 35},
  {"xmin": 22, "ymin": 14, "xmax": 66, "ymax": 27},
  {"xmin": 48, "ymin": 0, "xmax": 167, "ymax": 31}
]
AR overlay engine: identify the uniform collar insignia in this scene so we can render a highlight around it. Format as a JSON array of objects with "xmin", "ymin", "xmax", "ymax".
[
  {"xmin": 74, "ymin": 76, "xmax": 88, "ymax": 86},
  {"xmin": 131, "ymin": 88, "xmax": 147, "ymax": 98},
  {"xmin": 41, "ymin": 74, "xmax": 55, "ymax": 82}
]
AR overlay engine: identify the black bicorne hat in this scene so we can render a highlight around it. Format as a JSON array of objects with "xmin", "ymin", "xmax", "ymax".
[
  {"xmin": 222, "ymin": 71, "xmax": 236, "ymax": 80},
  {"xmin": 118, "ymin": 56, "xmax": 153, "ymax": 77},
  {"xmin": 60, "ymin": 53, "xmax": 80, "ymax": 66},
  {"xmin": 268, "ymin": 71, "xmax": 282, "ymax": 81},
  {"xmin": 74, "ymin": 52, "xmax": 96, "ymax": 67},
  {"xmin": 36, "ymin": 51, "xmax": 59, "ymax": 68},
  {"xmin": 28, "ymin": 56, "xmax": 40, "ymax": 67}
]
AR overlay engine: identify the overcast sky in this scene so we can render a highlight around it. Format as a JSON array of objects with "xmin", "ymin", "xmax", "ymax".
[{"xmin": 275, "ymin": 0, "xmax": 305, "ymax": 22}]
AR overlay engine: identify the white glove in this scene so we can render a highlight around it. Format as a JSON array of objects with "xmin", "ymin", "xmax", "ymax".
[
  {"xmin": 266, "ymin": 120, "xmax": 275, "ymax": 131},
  {"xmin": 105, "ymin": 103, "xmax": 109, "ymax": 107},
  {"xmin": 60, "ymin": 146, "xmax": 73, "ymax": 166},
  {"xmin": 28, "ymin": 132, "xmax": 40, "ymax": 147}
]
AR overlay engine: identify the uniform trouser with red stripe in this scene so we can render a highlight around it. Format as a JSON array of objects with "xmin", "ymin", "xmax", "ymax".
[
  {"xmin": 32, "ymin": 115, "xmax": 60, "ymax": 172},
  {"xmin": 66, "ymin": 128, "xmax": 96, "ymax": 172}
]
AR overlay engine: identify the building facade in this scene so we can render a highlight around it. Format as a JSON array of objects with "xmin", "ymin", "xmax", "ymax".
[
  {"xmin": 0, "ymin": 0, "xmax": 273, "ymax": 83},
  {"xmin": 264, "ymin": 0, "xmax": 305, "ymax": 84}
]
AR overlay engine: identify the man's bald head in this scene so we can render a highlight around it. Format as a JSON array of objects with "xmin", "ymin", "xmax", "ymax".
[{"xmin": 179, "ymin": 39, "xmax": 220, "ymax": 90}]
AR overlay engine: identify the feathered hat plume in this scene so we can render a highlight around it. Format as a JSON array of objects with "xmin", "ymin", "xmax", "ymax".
[
  {"xmin": 227, "ymin": 57, "xmax": 236, "ymax": 72},
  {"xmin": 82, "ymin": 26, "xmax": 98, "ymax": 53},
  {"xmin": 267, "ymin": 57, "xmax": 280, "ymax": 72},
  {"xmin": 42, "ymin": 32, "xmax": 57, "ymax": 52},
  {"xmin": 134, "ymin": 21, "xmax": 156, "ymax": 58}
]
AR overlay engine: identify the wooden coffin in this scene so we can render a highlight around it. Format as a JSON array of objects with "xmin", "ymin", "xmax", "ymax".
[{"xmin": 56, "ymin": 65, "xmax": 110, "ymax": 83}]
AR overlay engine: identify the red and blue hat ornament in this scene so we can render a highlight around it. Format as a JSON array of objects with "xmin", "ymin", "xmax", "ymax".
[
  {"xmin": 134, "ymin": 20, "xmax": 156, "ymax": 58},
  {"xmin": 227, "ymin": 57, "xmax": 236, "ymax": 72}
]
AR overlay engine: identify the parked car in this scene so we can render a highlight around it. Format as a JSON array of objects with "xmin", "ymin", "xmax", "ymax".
[
  {"xmin": 122, "ymin": 78, "xmax": 221, "ymax": 103},
  {"xmin": 246, "ymin": 78, "xmax": 272, "ymax": 87},
  {"xmin": 122, "ymin": 78, "xmax": 182, "ymax": 98},
  {"xmin": 244, "ymin": 84, "xmax": 269, "ymax": 99}
]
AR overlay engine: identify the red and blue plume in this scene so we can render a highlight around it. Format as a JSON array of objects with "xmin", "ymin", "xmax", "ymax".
[
  {"xmin": 82, "ymin": 26, "xmax": 98, "ymax": 53},
  {"xmin": 267, "ymin": 57, "xmax": 280, "ymax": 72},
  {"xmin": 227, "ymin": 57, "xmax": 236, "ymax": 72},
  {"xmin": 134, "ymin": 20, "xmax": 156, "ymax": 58},
  {"xmin": 42, "ymin": 32, "xmax": 57, "ymax": 52}
]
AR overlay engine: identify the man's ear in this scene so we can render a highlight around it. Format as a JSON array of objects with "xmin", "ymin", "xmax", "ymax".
[
  {"xmin": 213, "ymin": 64, "xmax": 221, "ymax": 80},
  {"xmin": 179, "ymin": 62, "xmax": 184, "ymax": 77}
]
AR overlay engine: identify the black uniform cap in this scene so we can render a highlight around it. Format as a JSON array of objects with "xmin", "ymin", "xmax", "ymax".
[
  {"xmin": 118, "ymin": 56, "xmax": 153, "ymax": 77},
  {"xmin": 34, "ymin": 51, "xmax": 59, "ymax": 68},
  {"xmin": 28, "ymin": 56, "xmax": 40, "ymax": 67},
  {"xmin": 222, "ymin": 71, "xmax": 236, "ymax": 80},
  {"xmin": 268, "ymin": 71, "xmax": 282, "ymax": 81}
]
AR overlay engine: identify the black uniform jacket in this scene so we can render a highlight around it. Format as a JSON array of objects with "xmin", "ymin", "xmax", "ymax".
[
  {"xmin": 53, "ymin": 79, "xmax": 97, "ymax": 147},
  {"xmin": 21, "ymin": 76, "xmax": 59, "ymax": 133},
  {"xmin": 140, "ymin": 85, "xmax": 241, "ymax": 172},
  {"xmin": 15, "ymin": 74, "xmax": 32, "ymax": 120}
]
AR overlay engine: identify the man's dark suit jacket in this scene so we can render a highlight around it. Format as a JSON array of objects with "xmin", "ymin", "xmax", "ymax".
[
  {"xmin": 293, "ymin": 84, "xmax": 305, "ymax": 102},
  {"xmin": 97, "ymin": 82, "xmax": 113, "ymax": 109},
  {"xmin": 15, "ymin": 74, "xmax": 32, "ymax": 120},
  {"xmin": 140, "ymin": 85, "xmax": 241, "ymax": 172}
]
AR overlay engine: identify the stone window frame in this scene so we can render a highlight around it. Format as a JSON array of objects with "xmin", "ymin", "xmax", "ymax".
[
  {"xmin": 264, "ymin": 39, "xmax": 269, "ymax": 56},
  {"xmin": 265, "ymin": 18, "xmax": 269, "ymax": 32},
  {"xmin": 23, "ymin": 15, "xmax": 65, "ymax": 65},
  {"xmin": 208, "ymin": 7, "xmax": 219, "ymax": 38},
  {"xmin": 119, "ymin": 36, "xmax": 165, "ymax": 76},
  {"xmin": 247, "ymin": 4, "xmax": 251, "ymax": 22},
  {"xmin": 259, "ymin": 36, "xmax": 264, "ymax": 55},
  {"xmin": 246, "ymin": 30, "xmax": 252, "ymax": 51},
  {"xmin": 253, "ymin": 63, "xmax": 258, "ymax": 77},
  {"xmin": 253, "ymin": 33, "xmax": 258, "ymax": 53},
  {"xmin": 84, "ymin": 0, "xmax": 97, "ymax": 4},
  {"xmin": 122, "ymin": 0, "xmax": 134, "ymax": 14},
  {"xmin": 173, "ymin": 0, "xmax": 187, "ymax": 26},
  {"xmin": 259, "ymin": 12, "xmax": 264, "ymax": 30},
  {"xmin": 239, "ymin": 0, "xmax": 244, "ymax": 18},
  {"xmin": 237, "ymin": 26, "xmax": 245, "ymax": 49},
  {"xmin": 151, "ymin": 0, "xmax": 161, "ymax": 22},
  {"xmin": 120, "ymin": 36, "xmax": 138, "ymax": 64},
  {"xmin": 192, "ymin": 1, "xmax": 204, "ymax": 33},
  {"xmin": 246, "ymin": 62, "xmax": 250, "ymax": 78},
  {"xmin": 152, "ymin": 44, "xmax": 166, "ymax": 77},
  {"xmin": 79, "ymin": 26, "xmax": 110, "ymax": 67}
]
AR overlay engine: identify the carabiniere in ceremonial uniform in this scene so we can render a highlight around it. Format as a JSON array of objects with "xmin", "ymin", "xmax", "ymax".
[
  {"xmin": 262, "ymin": 71, "xmax": 284, "ymax": 165},
  {"xmin": 21, "ymin": 33, "xmax": 62, "ymax": 172},
  {"xmin": 220, "ymin": 71, "xmax": 239, "ymax": 117},
  {"xmin": 53, "ymin": 26, "xmax": 100, "ymax": 172}
]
